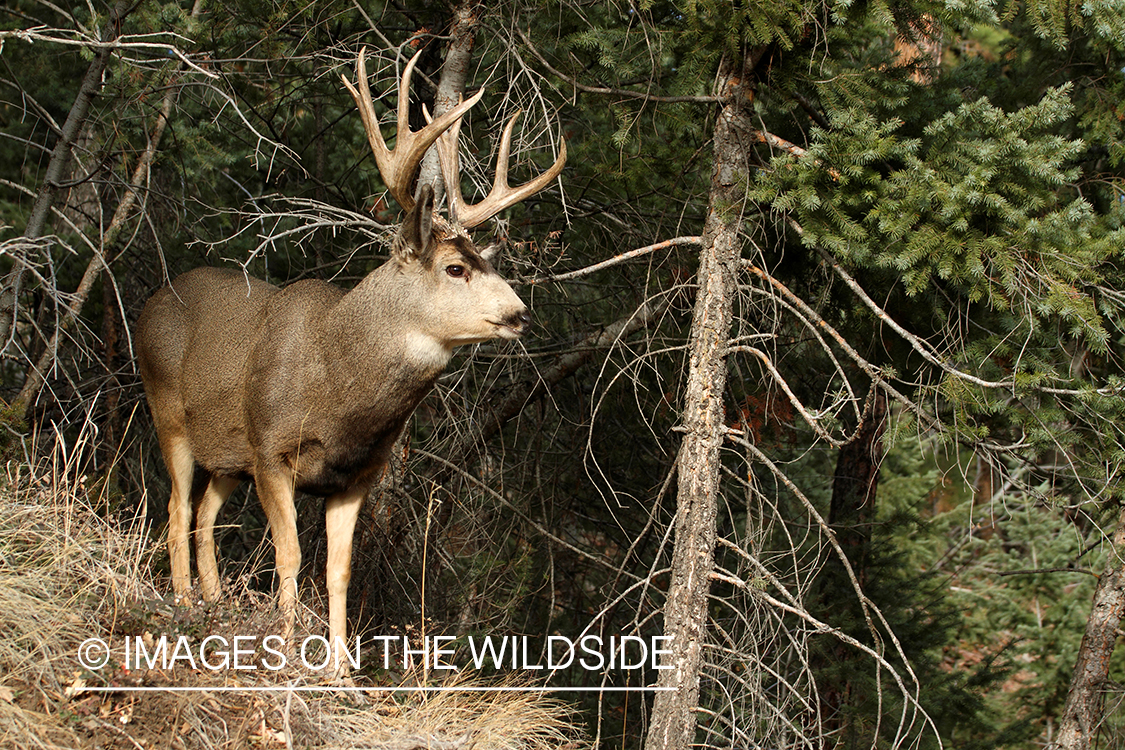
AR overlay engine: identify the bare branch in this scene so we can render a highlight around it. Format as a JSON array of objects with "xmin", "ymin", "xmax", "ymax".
[
  {"xmin": 529, "ymin": 236, "xmax": 702, "ymax": 284},
  {"xmin": 15, "ymin": 44, "xmax": 180, "ymax": 416}
]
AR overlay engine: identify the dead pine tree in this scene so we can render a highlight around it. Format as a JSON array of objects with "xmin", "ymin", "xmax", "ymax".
[{"xmin": 645, "ymin": 47, "xmax": 765, "ymax": 750}]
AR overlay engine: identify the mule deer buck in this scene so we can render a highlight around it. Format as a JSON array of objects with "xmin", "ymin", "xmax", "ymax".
[{"xmin": 137, "ymin": 47, "xmax": 565, "ymax": 668}]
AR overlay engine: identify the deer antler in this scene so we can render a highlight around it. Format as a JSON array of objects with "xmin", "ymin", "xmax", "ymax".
[
  {"xmin": 430, "ymin": 107, "xmax": 567, "ymax": 229},
  {"xmin": 341, "ymin": 47, "xmax": 484, "ymax": 212}
]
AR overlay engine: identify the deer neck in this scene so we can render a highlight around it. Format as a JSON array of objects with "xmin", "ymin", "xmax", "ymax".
[{"xmin": 321, "ymin": 262, "xmax": 453, "ymax": 386}]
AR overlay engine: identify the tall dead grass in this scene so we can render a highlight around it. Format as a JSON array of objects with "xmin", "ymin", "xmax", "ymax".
[
  {"xmin": 0, "ymin": 422, "xmax": 588, "ymax": 749},
  {"xmin": 0, "ymin": 421, "xmax": 158, "ymax": 748}
]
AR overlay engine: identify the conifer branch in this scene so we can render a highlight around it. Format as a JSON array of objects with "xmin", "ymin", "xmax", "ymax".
[
  {"xmin": 0, "ymin": 29, "xmax": 219, "ymax": 79},
  {"xmin": 791, "ymin": 90, "xmax": 830, "ymax": 130},
  {"xmin": 814, "ymin": 245, "xmax": 1125, "ymax": 398},
  {"xmin": 515, "ymin": 27, "xmax": 722, "ymax": 104},
  {"xmin": 740, "ymin": 260, "xmax": 946, "ymax": 435},
  {"xmin": 997, "ymin": 567, "xmax": 1097, "ymax": 578},
  {"xmin": 816, "ymin": 247, "xmax": 1012, "ymax": 390},
  {"xmin": 779, "ymin": 224, "xmax": 1124, "ymax": 399}
]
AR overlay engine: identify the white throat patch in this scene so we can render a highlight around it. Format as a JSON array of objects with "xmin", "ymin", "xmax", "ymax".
[{"xmin": 404, "ymin": 332, "xmax": 453, "ymax": 371}]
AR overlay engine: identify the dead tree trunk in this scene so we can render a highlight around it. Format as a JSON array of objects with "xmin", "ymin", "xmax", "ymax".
[
  {"xmin": 815, "ymin": 389, "xmax": 888, "ymax": 739},
  {"xmin": 644, "ymin": 53, "xmax": 757, "ymax": 750},
  {"xmin": 1051, "ymin": 505, "xmax": 1125, "ymax": 750},
  {"xmin": 416, "ymin": 0, "xmax": 481, "ymax": 205},
  {"xmin": 828, "ymin": 389, "xmax": 887, "ymax": 582}
]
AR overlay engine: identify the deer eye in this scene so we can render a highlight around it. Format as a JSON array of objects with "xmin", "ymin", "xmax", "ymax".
[{"xmin": 446, "ymin": 264, "xmax": 467, "ymax": 279}]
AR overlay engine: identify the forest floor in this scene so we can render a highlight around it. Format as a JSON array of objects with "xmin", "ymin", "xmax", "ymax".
[{"xmin": 0, "ymin": 441, "xmax": 585, "ymax": 749}]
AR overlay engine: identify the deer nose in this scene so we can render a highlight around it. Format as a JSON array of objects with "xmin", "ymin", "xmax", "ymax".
[{"xmin": 504, "ymin": 308, "xmax": 532, "ymax": 333}]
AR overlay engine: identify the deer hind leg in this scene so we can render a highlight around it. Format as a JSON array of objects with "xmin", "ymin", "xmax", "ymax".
[
  {"xmin": 195, "ymin": 474, "xmax": 241, "ymax": 602},
  {"xmin": 325, "ymin": 484, "xmax": 367, "ymax": 674},
  {"xmin": 161, "ymin": 434, "xmax": 196, "ymax": 601},
  {"xmin": 255, "ymin": 466, "xmax": 301, "ymax": 638}
]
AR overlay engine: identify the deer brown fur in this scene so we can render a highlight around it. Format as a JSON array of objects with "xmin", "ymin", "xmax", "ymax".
[{"xmin": 136, "ymin": 47, "xmax": 564, "ymax": 670}]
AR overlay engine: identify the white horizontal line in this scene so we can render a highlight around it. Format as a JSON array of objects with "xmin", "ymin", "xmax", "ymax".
[{"xmin": 84, "ymin": 686, "xmax": 674, "ymax": 693}]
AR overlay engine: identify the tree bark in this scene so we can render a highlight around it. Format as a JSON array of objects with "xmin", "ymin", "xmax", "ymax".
[
  {"xmin": 0, "ymin": 0, "xmax": 134, "ymax": 353},
  {"xmin": 645, "ymin": 53, "xmax": 756, "ymax": 750},
  {"xmin": 828, "ymin": 389, "xmax": 887, "ymax": 578},
  {"xmin": 416, "ymin": 1, "xmax": 481, "ymax": 206},
  {"xmin": 816, "ymin": 389, "xmax": 887, "ymax": 739},
  {"xmin": 1051, "ymin": 505, "xmax": 1125, "ymax": 750}
]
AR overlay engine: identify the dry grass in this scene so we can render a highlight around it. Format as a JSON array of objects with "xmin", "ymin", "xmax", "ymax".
[
  {"xmin": 320, "ymin": 680, "xmax": 583, "ymax": 750},
  {"xmin": 0, "ymin": 427, "xmax": 588, "ymax": 749}
]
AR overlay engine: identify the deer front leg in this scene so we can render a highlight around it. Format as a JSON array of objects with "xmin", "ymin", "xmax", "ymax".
[
  {"xmin": 325, "ymin": 483, "xmax": 367, "ymax": 676},
  {"xmin": 255, "ymin": 465, "xmax": 301, "ymax": 639}
]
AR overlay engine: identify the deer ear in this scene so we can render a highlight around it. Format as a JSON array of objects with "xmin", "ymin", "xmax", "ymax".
[
  {"xmin": 479, "ymin": 242, "xmax": 501, "ymax": 264},
  {"xmin": 397, "ymin": 184, "xmax": 435, "ymax": 263}
]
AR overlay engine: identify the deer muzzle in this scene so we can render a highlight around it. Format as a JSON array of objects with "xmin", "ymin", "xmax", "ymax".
[{"xmin": 498, "ymin": 308, "xmax": 532, "ymax": 337}]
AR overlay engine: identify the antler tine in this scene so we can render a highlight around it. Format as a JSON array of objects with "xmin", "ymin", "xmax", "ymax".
[
  {"xmin": 341, "ymin": 46, "xmax": 484, "ymax": 212},
  {"xmin": 435, "ymin": 109, "xmax": 567, "ymax": 229}
]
